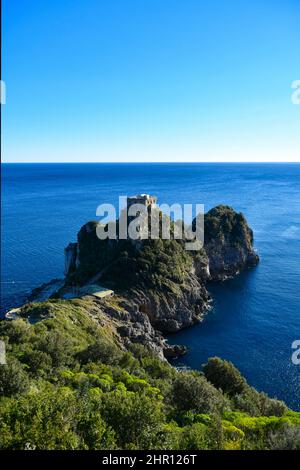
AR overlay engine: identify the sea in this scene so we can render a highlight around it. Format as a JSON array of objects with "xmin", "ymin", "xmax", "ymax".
[{"xmin": 1, "ymin": 163, "xmax": 300, "ymax": 409}]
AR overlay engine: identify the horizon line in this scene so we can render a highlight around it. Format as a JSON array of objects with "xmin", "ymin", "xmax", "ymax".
[{"xmin": 2, "ymin": 161, "xmax": 300, "ymax": 165}]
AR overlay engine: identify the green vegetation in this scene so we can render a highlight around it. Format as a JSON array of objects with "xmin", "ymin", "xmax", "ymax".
[
  {"xmin": 204, "ymin": 205, "xmax": 253, "ymax": 247},
  {"xmin": 101, "ymin": 238, "xmax": 194, "ymax": 292},
  {"xmin": 68, "ymin": 219, "xmax": 195, "ymax": 294},
  {"xmin": 1, "ymin": 300, "xmax": 299, "ymax": 450},
  {"xmin": 67, "ymin": 205, "xmax": 255, "ymax": 293}
]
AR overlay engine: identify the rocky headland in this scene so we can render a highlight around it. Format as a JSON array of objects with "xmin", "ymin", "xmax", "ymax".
[{"xmin": 12, "ymin": 198, "xmax": 259, "ymax": 361}]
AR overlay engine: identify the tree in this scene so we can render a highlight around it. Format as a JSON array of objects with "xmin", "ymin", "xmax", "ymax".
[
  {"xmin": 101, "ymin": 390, "xmax": 165, "ymax": 449},
  {"xmin": 171, "ymin": 372, "xmax": 227, "ymax": 414},
  {"xmin": 203, "ymin": 357, "xmax": 247, "ymax": 396},
  {"xmin": 180, "ymin": 423, "xmax": 209, "ymax": 450},
  {"xmin": 22, "ymin": 350, "xmax": 52, "ymax": 376},
  {"xmin": 77, "ymin": 338, "xmax": 122, "ymax": 365},
  {"xmin": 0, "ymin": 357, "xmax": 30, "ymax": 397}
]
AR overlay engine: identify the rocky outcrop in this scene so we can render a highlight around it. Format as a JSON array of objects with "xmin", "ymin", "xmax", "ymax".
[
  {"xmin": 28, "ymin": 279, "xmax": 65, "ymax": 302},
  {"xmin": 201, "ymin": 205, "xmax": 259, "ymax": 281},
  {"xmin": 205, "ymin": 242, "xmax": 259, "ymax": 281},
  {"xmin": 23, "ymin": 201, "xmax": 259, "ymax": 359},
  {"xmin": 85, "ymin": 294, "xmax": 191, "ymax": 360},
  {"xmin": 87, "ymin": 295, "xmax": 168, "ymax": 360},
  {"xmin": 64, "ymin": 243, "xmax": 78, "ymax": 276},
  {"xmin": 128, "ymin": 274, "xmax": 211, "ymax": 333},
  {"xmin": 163, "ymin": 344, "xmax": 188, "ymax": 359}
]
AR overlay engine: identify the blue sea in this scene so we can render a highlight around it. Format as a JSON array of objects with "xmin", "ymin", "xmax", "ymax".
[{"xmin": 1, "ymin": 163, "xmax": 300, "ymax": 409}]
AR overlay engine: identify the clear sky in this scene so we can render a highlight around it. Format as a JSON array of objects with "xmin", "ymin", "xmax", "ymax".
[{"xmin": 2, "ymin": 0, "xmax": 300, "ymax": 162}]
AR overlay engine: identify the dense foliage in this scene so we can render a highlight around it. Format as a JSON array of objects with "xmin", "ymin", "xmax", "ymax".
[
  {"xmin": 204, "ymin": 205, "xmax": 253, "ymax": 247},
  {"xmin": 67, "ymin": 218, "xmax": 195, "ymax": 293},
  {"xmin": 1, "ymin": 299, "xmax": 299, "ymax": 450}
]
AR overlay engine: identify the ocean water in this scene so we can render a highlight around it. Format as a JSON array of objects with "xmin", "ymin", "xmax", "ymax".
[{"xmin": 1, "ymin": 163, "xmax": 300, "ymax": 409}]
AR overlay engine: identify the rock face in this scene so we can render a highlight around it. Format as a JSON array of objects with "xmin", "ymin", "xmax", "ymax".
[
  {"xmin": 28, "ymin": 279, "xmax": 65, "ymax": 302},
  {"xmin": 83, "ymin": 293, "xmax": 189, "ymax": 360},
  {"xmin": 202, "ymin": 205, "xmax": 259, "ymax": 281},
  {"xmin": 90, "ymin": 295, "xmax": 168, "ymax": 360},
  {"xmin": 64, "ymin": 243, "xmax": 78, "ymax": 276},
  {"xmin": 163, "ymin": 343, "xmax": 188, "ymax": 359},
  {"xmin": 128, "ymin": 274, "xmax": 211, "ymax": 333}
]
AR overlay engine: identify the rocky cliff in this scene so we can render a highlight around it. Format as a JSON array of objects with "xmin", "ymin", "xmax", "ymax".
[{"xmin": 202, "ymin": 205, "xmax": 259, "ymax": 280}]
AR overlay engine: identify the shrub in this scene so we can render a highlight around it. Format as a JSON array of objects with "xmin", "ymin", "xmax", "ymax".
[
  {"xmin": 180, "ymin": 423, "xmax": 209, "ymax": 450},
  {"xmin": 0, "ymin": 357, "xmax": 30, "ymax": 397},
  {"xmin": 22, "ymin": 350, "xmax": 52, "ymax": 376},
  {"xmin": 258, "ymin": 394, "xmax": 287, "ymax": 417},
  {"xmin": 101, "ymin": 390, "xmax": 165, "ymax": 449},
  {"xmin": 232, "ymin": 388, "xmax": 261, "ymax": 416},
  {"xmin": 0, "ymin": 318, "xmax": 31, "ymax": 345},
  {"xmin": 203, "ymin": 357, "xmax": 247, "ymax": 396},
  {"xmin": 77, "ymin": 338, "xmax": 122, "ymax": 365},
  {"xmin": 38, "ymin": 330, "xmax": 74, "ymax": 367},
  {"xmin": 266, "ymin": 425, "xmax": 300, "ymax": 450},
  {"xmin": 171, "ymin": 372, "xmax": 227, "ymax": 414}
]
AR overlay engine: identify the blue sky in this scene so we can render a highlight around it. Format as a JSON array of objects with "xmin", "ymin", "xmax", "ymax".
[{"xmin": 2, "ymin": 0, "xmax": 300, "ymax": 162}]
